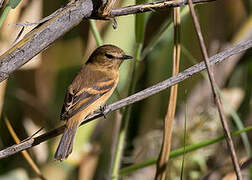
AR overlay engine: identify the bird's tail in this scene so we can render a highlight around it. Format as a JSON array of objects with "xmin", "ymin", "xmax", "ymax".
[{"xmin": 54, "ymin": 122, "xmax": 79, "ymax": 161}]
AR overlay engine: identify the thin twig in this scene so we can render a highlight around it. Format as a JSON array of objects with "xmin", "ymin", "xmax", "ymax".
[
  {"xmin": 187, "ymin": 0, "xmax": 242, "ymax": 179},
  {"xmin": 110, "ymin": 0, "xmax": 216, "ymax": 17},
  {"xmin": 0, "ymin": 39, "xmax": 251, "ymax": 159},
  {"xmin": 0, "ymin": 0, "xmax": 217, "ymax": 83},
  {"xmin": 11, "ymin": 26, "xmax": 25, "ymax": 46},
  {"xmin": 4, "ymin": 117, "xmax": 46, "ymax": 180},
  {"xmin": 21, "ymin": 127, "xmax": 44, "ymax": 142}
]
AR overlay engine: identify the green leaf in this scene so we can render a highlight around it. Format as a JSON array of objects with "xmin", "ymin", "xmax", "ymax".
[
  {"xmin": 135, "ymin": 0, "xmax": 149, "ymax": 44},
  {"xmin": 89, "ymin": 20, "xmax": 103, "ymax": 46}
]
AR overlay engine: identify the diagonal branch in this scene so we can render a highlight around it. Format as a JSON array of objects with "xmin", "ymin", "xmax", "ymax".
[
  {"xmin": 0, "ymin": 39, "xmax": 251, "ymax": 159},
  {"xmin": 0, "ymin": 0, "xmax": 216, "ymax": 83},
  {"xmin": 188, "ymin": 0, "xmax": 242, "ymax": 179}
]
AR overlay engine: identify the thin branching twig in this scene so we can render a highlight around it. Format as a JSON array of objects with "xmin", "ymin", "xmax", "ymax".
[
  {"xmin": 187, "ymin": 0, "xmax": 242, "ymax": 179},
  {"xmin": 0, "ymin": 39, "xmax": 251, "ymax": 159}
]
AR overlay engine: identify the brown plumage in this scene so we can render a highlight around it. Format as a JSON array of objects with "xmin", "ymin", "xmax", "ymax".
[{"xmin": 54, "ymin": 45, "xmax": 132, "ymax": 161}]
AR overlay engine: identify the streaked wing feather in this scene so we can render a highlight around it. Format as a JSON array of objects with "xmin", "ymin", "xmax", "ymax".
[{"xmin": 60, "ymin": 79, "xmax": 115, "ymax": 120}]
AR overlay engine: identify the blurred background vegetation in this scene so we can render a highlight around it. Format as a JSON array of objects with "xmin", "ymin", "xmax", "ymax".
[{"xmin": 0, "ymin": 0, "xmax": 252, "ymax": 179}]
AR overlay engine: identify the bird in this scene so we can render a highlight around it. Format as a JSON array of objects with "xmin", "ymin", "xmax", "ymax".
[{"xmin": 54, "ymin": 44, "xmax": 132, "ymax": 161}]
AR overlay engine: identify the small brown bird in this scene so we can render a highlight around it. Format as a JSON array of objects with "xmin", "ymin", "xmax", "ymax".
[{"xmin": 54, "ymin": 45, "xmax": 132, "ymax": 161}]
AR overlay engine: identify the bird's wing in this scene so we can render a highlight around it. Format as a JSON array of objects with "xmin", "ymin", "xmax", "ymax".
[{"xmin": 60, "ymin": 71, "xmax": 116, "ymax": 121}]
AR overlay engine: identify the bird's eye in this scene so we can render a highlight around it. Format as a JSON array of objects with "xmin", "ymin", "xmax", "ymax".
[{"xmin": 105, "ymin": 53, "xmax": 114, "ymax": 59}]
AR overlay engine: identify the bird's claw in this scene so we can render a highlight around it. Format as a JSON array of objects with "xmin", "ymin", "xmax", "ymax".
[
  {"xmin": 111, "ymin": 17, "xmax": 117, "ymax": 29},
  {"xmin": 100, "ymin": 105, "xmax": 107, "ymax": 119}
]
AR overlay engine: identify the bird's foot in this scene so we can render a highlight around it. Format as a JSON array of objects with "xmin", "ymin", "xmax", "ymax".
[
  {"xmin": 99, "ymin": 105, "xmax": 107, "ymax": 119},
  {"xmin": 110, "ymin": 17, "xmax": 117, "ymax": 29}
]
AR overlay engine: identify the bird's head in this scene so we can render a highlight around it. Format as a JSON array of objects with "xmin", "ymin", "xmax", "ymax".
[{"xmin": 87, "ymin": 44, "xmax": 133, "ymax": 69}]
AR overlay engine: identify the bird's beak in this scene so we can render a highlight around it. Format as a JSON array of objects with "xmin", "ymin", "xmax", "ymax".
[{"xmin": 122, "ymin": 54, "xmax": 133, "ymax": 60}]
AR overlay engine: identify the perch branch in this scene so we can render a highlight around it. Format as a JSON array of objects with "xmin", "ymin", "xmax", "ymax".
[
  {"xmin": 0, "ymin": 0, "xmax": 216, "ymax": 83},
  {"xmin": 0, "ymin": 39, "xmax": 251, "ymax": 159}
]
